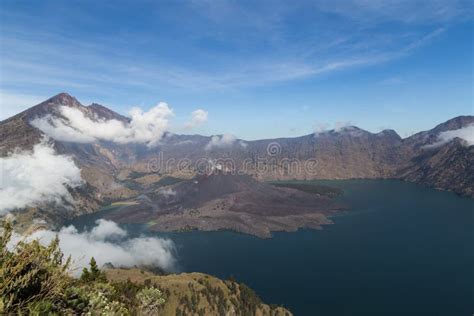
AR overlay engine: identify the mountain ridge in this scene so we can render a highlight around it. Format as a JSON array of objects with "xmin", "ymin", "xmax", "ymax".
[
  {"xmin": 1, "ymin": 93, "xmax": 472, "ymax": 230},
  {"xmin": 5, "ymin": 92, "xmax": 470, "ymax": 142}
]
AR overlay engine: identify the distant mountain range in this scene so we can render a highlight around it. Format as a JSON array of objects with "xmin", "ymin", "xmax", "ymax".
[{"xmin": 1, "ymin": 93, "xmax": 472, "ymax": 227}]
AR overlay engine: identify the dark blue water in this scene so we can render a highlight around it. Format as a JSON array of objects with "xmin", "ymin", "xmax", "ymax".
[{"xmin": 71, "ymin": 180, "xmax": 474, "ymax": 316}]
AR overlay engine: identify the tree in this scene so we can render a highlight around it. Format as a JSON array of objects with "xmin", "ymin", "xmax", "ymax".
[{"xmin": 80, "ymin": 257, "xmax": 106, "ymax": 283}]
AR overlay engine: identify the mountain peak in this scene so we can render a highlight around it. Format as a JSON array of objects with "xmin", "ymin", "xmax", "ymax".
[
  {"xmin": 332, "ymin": 125, "xmax": 368, "ymax": 137},
  {"xmin": 432, "ymin": 115, "xmax": 474, "ymax": 132},
  {"xmin": 404, "ymin": 115, "xmax": 474, "ymax": 146},
  {"xmin": 46, "ymin": 92, "xmax": 82, "ymax": 107},
  {"xmin": 16, "ymin": 92, "xmax": 84, "ymax": 121},
  {"xmin": 0, "ymin": 92, "xmax": 84, "ymax": 123},
  {"xmin": 377, "ymin": 129, "xmax": 401, "ymax": 139}
]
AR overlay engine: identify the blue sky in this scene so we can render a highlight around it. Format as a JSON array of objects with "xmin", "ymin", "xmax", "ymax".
[{"xmin": 0, "ymin": 0, "xmax": 472, "ymax": 139}]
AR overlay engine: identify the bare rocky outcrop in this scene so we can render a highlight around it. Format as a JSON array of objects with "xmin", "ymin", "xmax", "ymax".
[{"xmin": 105, "ymin": 173, "xmax": 344, "ymax": 238}]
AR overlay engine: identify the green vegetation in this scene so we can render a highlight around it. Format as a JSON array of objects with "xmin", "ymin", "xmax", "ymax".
[
  {"xmin": 80, "ymin": 257, "xmax": 107, "ymax": 283},
  {"xmin": 0, "ymin": 221, "xmax": 165, "ymax": 315},
  {"xmin": 270, "ymin": 181, "xmax": 343, "ymax": 197},
  {"xmin": 1, "ymin": 221, "xmax": 71, "ymax": 313}
]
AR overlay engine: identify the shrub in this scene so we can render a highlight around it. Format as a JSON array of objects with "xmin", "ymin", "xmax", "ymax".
[
  {"xmin": 86, "ymin": 290, "xmax": 130, "ymax": 316},
  {"xmin": 27, "ymin": 300, "xmax": 54, "ymax": 315},
  {"xmin": 136, "ymin": 287, "xmax": 166, "ymax": 315},
  {"xmin": 0, "ymin": 221, "xmax": 72, "ymax": 313},
  {"xmin": 64, "ymin": 286, "xmax": 89, "ymax": 312}
]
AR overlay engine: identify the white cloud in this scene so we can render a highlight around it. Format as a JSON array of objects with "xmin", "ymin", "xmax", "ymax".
[
  {"xmin": 31, "ymin": 103, "xmax": 174, "ymax": 147},
  {"xmin": 313, "ymin": 121, "xmax": 352, "ymax": 135},
  {"xmin": 90, "ymin": 219, "xmax": 127, "ymax": 240},
  {"xmin": 334, "ymin": 121, "xmax": 352, "ymax": 132},
  {"xmin": 31, "ymin": 113, "xmax": 96, "ymax": 143},
  {"xmin": 205, "ymin": 134, "xmax": 239, "ymax": 150},
  {"xmin": 429, "ymin": 124, "xmax": 474, "ymax": 147},
  {"xmin": 185, "ymin": 109, "xmax": 208, "ymax": 129},
  {"xmin": 10, "ymin": 219, "xmax": 176, "ymax": 274},
  {"xmin": 0, "ymin": 140, "xmax": 83, "ymax": 215},
  {"xmin": 313, "ymin": 122, "xmax": 330, "ymax": 135}
]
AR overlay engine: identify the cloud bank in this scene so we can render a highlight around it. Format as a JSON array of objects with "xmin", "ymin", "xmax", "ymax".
[
  {"xmin": 11, "ymin": 219, "xmax": 176, "ymax": 274},
  {"xmin": 31, "ymin": 103, "xmax": 174, "ymax": 147},
  {"xmin": 185, "ymin": 109, "xmax": 208, "ymax": 129},
  {"xmin": 205, "ymin": 134, "xmax": 240, "ymax": 150},
  {"xmin": 431, "ymin": 124, "xmax": 474, "ymax": 147},
  {"xmin": 0, "ymin": 140, "xmax": 83, "ymax": 215}
]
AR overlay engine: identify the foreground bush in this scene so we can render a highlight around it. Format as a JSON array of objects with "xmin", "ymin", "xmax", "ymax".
[
  {"xmin": 0, "ymin": 221, "xmax": 72, "ymax": 312},
  {"xmin": 0, "ymin": 221, "xmax": 165, "ymax": 315}
]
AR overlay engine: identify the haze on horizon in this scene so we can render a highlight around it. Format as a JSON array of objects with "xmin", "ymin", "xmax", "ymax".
[{"xmin": 0, "ymin": 0, "xmax": 472, "ymax": 139}]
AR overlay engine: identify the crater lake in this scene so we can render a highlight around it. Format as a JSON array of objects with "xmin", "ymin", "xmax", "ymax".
[{"xmin": 69, "ymin": 180, "xmax": 474, "ymax": 316}]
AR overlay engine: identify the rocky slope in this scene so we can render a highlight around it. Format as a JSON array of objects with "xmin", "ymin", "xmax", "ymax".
[
  {"xmin": 105, "ymin": 173, "xmax": 344, "ymax": 238},
  {"xmin": 395, "ymin": 116, "xmax": 474, "ymax": 196},
  {"xmin": 397, "ymin": 140, "xmax": 473, "ymax": 196}
]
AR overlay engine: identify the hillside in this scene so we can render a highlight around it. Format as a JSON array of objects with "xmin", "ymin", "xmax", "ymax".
[
  {"xmin": 396, "ymin": 116, "xmax": 474, "ymax": 196},
  {"xmin": 106, "ymin": 269, "xmax": 291, "ymax": 316}
]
